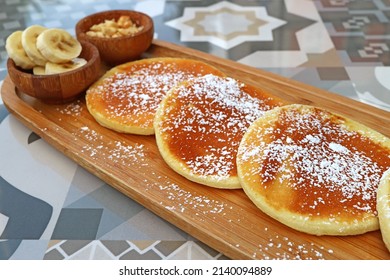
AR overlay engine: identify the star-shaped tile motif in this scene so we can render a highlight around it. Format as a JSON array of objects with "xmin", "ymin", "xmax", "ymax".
[{"xmin": 166, "ymin": 1, "xmax": 286, "ymax": 49}]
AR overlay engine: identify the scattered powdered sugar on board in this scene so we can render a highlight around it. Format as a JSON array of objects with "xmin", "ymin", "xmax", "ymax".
[
  {"xmin": 55, "ymin": 100, "xmax": 83, "ymax": 116},
  {"xmin": 107, "ymin": 140, "xmax": 146, "ymax": 165},
  {"xmin": 76, "ymin": 126, "xmax": 148, "ymax": 168},
  {"xmin": 252, "ymin": 229, "xmax": 335, "ymax": 260},
  {"xmin": 144, "ymin": 177, "xmax": 233, "ymax": 217}
]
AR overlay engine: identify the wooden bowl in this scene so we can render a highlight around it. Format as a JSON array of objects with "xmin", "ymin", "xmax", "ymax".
[
  {"xmin": 75, "ymin": 10, "xmax": 154, "ymax": 65},
  {"xmin": 7, "ymin": 40, "xmax": 101, "ymax": 104}
]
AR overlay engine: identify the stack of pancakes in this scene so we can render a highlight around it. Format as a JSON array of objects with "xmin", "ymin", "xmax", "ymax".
[{"xmin": 85, "ymin": 57, "xmax": 390, "ymax": 242}]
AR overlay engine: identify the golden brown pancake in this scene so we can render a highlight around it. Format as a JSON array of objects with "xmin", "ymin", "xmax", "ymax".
[
  {"xmin": 237, "ymin": 104, "xmax": 390, "ymax": 235},
  {"xmin": 86, "ymin": 57, "xmax": 225, "ymax": 135},
  {"xmin": 377, "ymin": 169, "xmax": 390, "ymax": 251},
  {"xmin": 154, "ymin": 74, "xmax": 283, "ymax": 189}
]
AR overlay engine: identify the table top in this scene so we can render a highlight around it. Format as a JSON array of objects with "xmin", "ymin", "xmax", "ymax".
[{"xmin": 1, "ymin": 0, "xmax": 389, "ymax": 260}]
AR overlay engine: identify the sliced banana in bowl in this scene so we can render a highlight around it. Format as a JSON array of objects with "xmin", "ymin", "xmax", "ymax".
[
  {"xmin": 6, "ymin": 24, "xmax": 101, "ymax": 103},
  {"xmin": 32, "ymin": 65, "xmax": 46, "ymax": 75},
  {"xmin": 36, "ymin": 28, "xmax": 82, "ymax": 64},
  {"xmin": 6, "ymin": 26, "xmax": 85, "ymax": 75},
  {"xmin": 5, "ymin": 30, "xmax": 35, "ymax": 70},
  {"xmin": 7, "ymin": 40, "xmax": 101, "ymax": 104},
  {"xmin": 45, "ymin": 58, "xmax": 87, "ymax": 75},
  {"xmin": 21, "ymin": 25, "xmax": 48, "ymax": 66}
]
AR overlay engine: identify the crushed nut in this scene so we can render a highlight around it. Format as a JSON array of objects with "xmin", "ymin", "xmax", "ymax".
[{"xmin": 86, "ymin": 15, "xmax": 144, "ymax": 38}]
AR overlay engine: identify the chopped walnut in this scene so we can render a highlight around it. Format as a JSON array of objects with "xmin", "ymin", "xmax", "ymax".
[{"xmin": 86, "ymin": 15, "xmax": 144, "ymax": 38}]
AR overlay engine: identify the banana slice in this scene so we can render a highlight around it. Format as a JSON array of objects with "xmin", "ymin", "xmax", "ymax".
[
  {"xmin": 45, "ymin": 57, "xmax": 87, "ymax": 74},
  {"xmin": 33, "ymin": 65, "xmax": 46, "ymax": 75},
  {"xmin": 36, "ymin": 28, "xmax": 82, "ymax": 63},
  {"xmin": 5, "ymin": 30, "xmax": 35, "ymax": 69},
  {"xmin": 21, "ymin": 25, "xmax": 48, "ymax": 66},
  {"xmin": 377, "ymin": 169, "xmax": 390, "ymax": 252}
]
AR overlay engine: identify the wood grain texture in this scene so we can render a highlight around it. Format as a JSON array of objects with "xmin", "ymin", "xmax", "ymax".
[{"xmin": 2, "ymin": 39, "xmax": 390, "ymax": 260}]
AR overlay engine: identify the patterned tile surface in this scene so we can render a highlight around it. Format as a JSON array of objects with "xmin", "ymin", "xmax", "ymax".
[
  {"xmin": 0, "ymin": 0, "xmax": 390, "ymax": 260},
  {"xmin": 43, "ymin": 240, "xmax": 225, "ymax": 260}
]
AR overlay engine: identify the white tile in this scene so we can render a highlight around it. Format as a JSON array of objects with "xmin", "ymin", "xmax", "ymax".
[
  {"xmin": 44, "ymin": 20, "xmax": 62, "ymax": 28},
  {"xmin": 68, "ymin": 243, "xmax": 94, "ymax": 260},
  {"xmin": 167, "ymin": 243, "xmax": 190, "ymax": 260},
  {"xmin": 0, "ymin": 213, "xmax": 9, "ymax": 236},
  {"xmin": 189, "ymin": 242, "xmax": 213, "ymax": 260},
  {"xmin": 3, "ymin": 21, "xmax": 21, "ymax": 30},
  {"xmin": 134, "ymin": 0, "xmax": 166, "ymax": 17},
  {"xmin": 375, "ymin": 66, "xmax": 390, "ymax": 91},
  {"xmin": 94, "ymin": 4, "xmax": 111, "ymax": 12},
  {"xmin": 92, "ymin": 242, "xmax": 117, "ymax": 260},
  {"xmin": 55, "ymin": 5, "xmax": 72, "ymax": 12},
  {"xmin": 239, "ymin": 51, "xmax": 308, "ymax": 68}
]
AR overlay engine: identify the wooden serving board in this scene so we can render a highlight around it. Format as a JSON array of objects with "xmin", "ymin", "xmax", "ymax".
[{"xmin": 2, "ymin": 40, "xmax": 390, "ymax": 260}]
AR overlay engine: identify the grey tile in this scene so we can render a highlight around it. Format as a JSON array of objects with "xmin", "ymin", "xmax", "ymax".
[
  {"xmin": 0, "ymin": 240, "xmax": 21, "ymax": 260},
  {"xmin": 51, "ymin": 208, "xmax": 103, "ymax": 239},
  {"xmin": 120, "ymin": 249, "xmax": 162, "ymax": 260},
  {"xmin": 155, "ymin": 241, "xmax": 186, "ymax": 257},
  {"xmin": 60, "ymin": 240, "xmax": 92, "ymax": 256},
  {"xmin": 100, "ymin": 240, "xmax": 130, "ymax": 256},
  {"xmin": 0, "ymin": 176, "xmax": 53, "ymax": 239},
  {"xmin": 44, "ymin": 248, "xmax": 65, "ymax": 260},
  {"xmin": 317, "ymin": 67, "xmax": 349, "ymax": 81}
]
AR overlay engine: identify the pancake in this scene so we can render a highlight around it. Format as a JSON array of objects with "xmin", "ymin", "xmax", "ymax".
[
  {"xmin": 377, "ymin": 169, "xmax": 390, "ymax": 251},
  {"xmin": 154, "ymin": 74, "xmax": 283, "ymax": 189},
  {"xmin": 236, "ymin": 104, "xmax": 390, "ymax": 235},
  {"xmin": 86, "ymin": 57, "xmax": 225, "ymax": 135}
]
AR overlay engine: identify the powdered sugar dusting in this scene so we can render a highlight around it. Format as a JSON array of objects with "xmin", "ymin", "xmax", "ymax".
[
  {"xmin": 159, "ymin": 74, "xmax": 280, "ymax": 180},
  {"xmin": 239, "ymin": 107, "xmax": 390, "ymax": 215},
  {"xmin": 329, "ymin": 142, "xmax": 349, "ymax": 153},
  {"xmin": 89, "ymin": 60, "xmax": 221, "ymax": 128}
]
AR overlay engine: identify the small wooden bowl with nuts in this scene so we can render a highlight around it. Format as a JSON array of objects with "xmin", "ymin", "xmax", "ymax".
[{"xmin": 75, "ymin": 10, "xmax": 154, "ymax": 65}]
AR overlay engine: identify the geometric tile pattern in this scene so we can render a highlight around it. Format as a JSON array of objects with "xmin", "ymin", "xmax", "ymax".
[
  {"xmin": 1, "ymin": 0, "xmax": 390, "ymax": 260},
  {"xmin": 43, "ymin": 240, "xmax": 228, "ymax": 260},
  {"xmin": 166, "ymin": 1, "xmax": 287, "ymax": 49}
]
